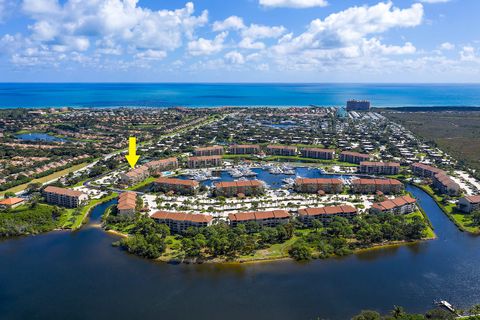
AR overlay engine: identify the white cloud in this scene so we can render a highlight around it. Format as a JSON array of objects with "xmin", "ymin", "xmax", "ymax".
[
  {"xmin": 135, "ymin": 49, "xmax": 167, "ymax": 60},
  {"xmin": 440, "ymin": 42, "xmax": 455, "ymax": 50},
  {"xmin": 272, "ymin": 2, "xmax": 423, "ymax": 55},
  {"xmin": 22, "ymin": 0, "xmax": 61, "ymax": 16},
  {"xmin": 259, "ymin": 0, "xmax": 328, "ymax": 9},
  {"xmin": 239, "ymin": 37, "xmax": 266, "ymax": 50},
  {"xmin": 213, "ymin": 16, "xmax": 245, "ymax": 31},
  {"xmin": 241, "ymin": 24, "xmax": 286, "ymax": 40},
  {"xmin": 188, "ymin": 32, "xmax": 227, "ymax": 56},
  {"xmin": 18, "ymin": 0, "xmax": 208, "ymax": 60},
  {"xmin": 225, "ymin": 51, "xmax": 245, "ymax": 64},
  {"xmin": 460, "ymin": 46, "xmax": 479, "ymax": 62}
]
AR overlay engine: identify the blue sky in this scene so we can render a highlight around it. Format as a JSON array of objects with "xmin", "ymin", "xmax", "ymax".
[{"xmin": 0, "ymin": 0, "xmax": 479, "ymax": 82}]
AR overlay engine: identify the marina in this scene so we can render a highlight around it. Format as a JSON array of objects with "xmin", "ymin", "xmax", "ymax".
[{"xmin": 179, "ymin": 166, "xmax": 354, "ymax": 189}]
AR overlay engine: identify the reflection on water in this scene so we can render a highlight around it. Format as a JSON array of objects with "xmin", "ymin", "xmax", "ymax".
[{"xmin": 0, "ymin": 186, "xmax": 479, "ymax": 320}]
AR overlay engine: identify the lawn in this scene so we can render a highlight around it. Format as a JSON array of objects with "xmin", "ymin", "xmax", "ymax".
[
  {"xmin": 0, "ymin": 162, "xmax": 90, "ymax": 197},
  {"xmin": 416, "ymin": 183, "xmax": 480, "ymax": 234},
  {"xmin": 58, "ymin": 193, "xmax": 118, "ymax": 230},
  {"xmin": 406, "ymin": 211, "xmax": 436, "ymax": 239},
  {"xmin": 127, "ymin": 177, "xmax": 156, "ymax": 191}
]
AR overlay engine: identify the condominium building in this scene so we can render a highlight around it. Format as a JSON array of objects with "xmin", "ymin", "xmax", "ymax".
[
  {"xmin": 339, "ymin": 151, "xmax": 370, "ymax": 164},
  {"xmin": 187, "ymin": 155, "xmax": 223, "ymax": 169},
  {"xmin": 153, "ymin": 177, "xmax": 199, "ymax": 195},
  {"xmin": 120, "ymin": 157, "xmax": 178, "ymax": 185},
  {"xmin": 266, "ymin": 145, "xmax": 298, "ymax": 156},
  {"xmin": 457, "ymin": 195, "xmax": 480, "ymax": 213},
  {"xmin": 194, "ymin": 145, "xmax": 224, "ymax": 156},
  {"xmin": 214, "ymin": 180, "xmax": 265, "ymax": 197},
  {"xmin": 151, "ymin": 211, "xmax": 213, "ymax": 233},
  {"xmin": 43, "ymin": 186, "xmax": 88, "ymax": 208},
  {"xmin": 117, "ymin": 192, "xmax": 137, "ymax": 216},
  {"xmin": 411, "ymin": 163, "xmax": 443, "ymax": 178},
  {"xmin": 433, "ymin": 172, "xmax": 461, "ymax": 196},
  {"xmin": 298, "ymin": 205, "xmax": 358, "ymax": 226},
  {"xmin": 145, "ymin": 157, "xmax": 178, "ymax": 173},
  {"xmin": 0, "ymin": 197, "xmax": 24, "ymax": 209},
  {"xmin": 351, "ymin": 178, "xmax": 403, "ymax": 194},
  {"xmin": 301, "ymin": 148, "xmax": 335, "ymax": 160},
  {"xmin": 346, "ymin": 99, "xmax": 370, "ymax": 112},
  {"xmin": 229, "ymin": 144, "xmax": 261, "ymax": 155},
  {"xmin": 228, "ymin": 210, "xmax": 290, "ymax": 228},
  {"xmin": 294, "ymin": 178, "xmax": 343, "ymax": 194},
  {"xmin": 370, "ymin": 196, "xmax": 417, "ymax": 214},
  {"xmin": 358, "ymin": 161, "xmax": 400, "ymax": 175}
]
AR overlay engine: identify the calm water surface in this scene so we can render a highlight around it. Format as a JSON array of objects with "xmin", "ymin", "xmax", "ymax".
[
  {"xmin": 15, "ymin": 133, "xmax": 66, "ymax": 142},
  {"xmin": 1, "ymin": 83, "xmax": 480, "ymax": 108},
  {"xmin": 176, "ymin": 167, "xmax": 352, "ymax": 189},
  {"xmin": 0, "ymin": 186, "xmax": 479, "ymax": 319}
]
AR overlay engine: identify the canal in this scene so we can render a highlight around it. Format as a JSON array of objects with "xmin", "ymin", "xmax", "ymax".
[{"xmin": 0, "ymin": 185, "xmax": 479, "ymax": 319}]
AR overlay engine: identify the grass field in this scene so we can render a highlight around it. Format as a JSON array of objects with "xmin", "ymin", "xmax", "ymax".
[
  {"xmin": 127, "ymin": 177, "xmax": 156, "ymax": 191},
  {"xmin": 381, "ymin": 110, "xmax": 480, "ymax": 172},
  {"xmin": 0, "ymin": 162, "xmax": 90, "ymax": 198},
  {"xmin": 415, "ymin": 183, "xmax": 480, "ymax": 234}
]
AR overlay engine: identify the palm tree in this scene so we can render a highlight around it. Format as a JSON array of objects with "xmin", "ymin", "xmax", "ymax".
[{"xmin": 390, "ymin": 305, "xmax": 405, "ymax": 319}]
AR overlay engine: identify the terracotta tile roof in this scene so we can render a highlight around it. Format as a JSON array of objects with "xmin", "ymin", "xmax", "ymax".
[
  {"xmin": 295, "ymin": 178, "xmax": 343, "ymax": 185},
  {"xmin": 228, "ymin": 210, "xmax": 290, "ymax": 222},
  {"xmin": 44, "ymin": 186, "xmax": 85, "ymax": 197},
  {"xmin": 371, "ymin": 195, "xmax": 416, "ymax": 212},
  {"xmin": 411, "ymin": 163, "xmax": 444, "ymax": 174},
  {"xmin": 195, "ymin": 145, "xmax": 224, "ymax": 152},
  {"xmin": 301, "ymin": 148, "xmax": 335, "ymax": 153},
  {"xmin": 340, "ymin": 151, "xmax": 370, "ymax": 158},
  {"xmin": 145, "ymin": 157, "xmax": 178, "ymax": 168},
  {"xmin": 360, "ymin": 161, "xmax": 400, "ymax": 167},
  {"xmin": 215, "ymin": 180, "xmax": 264, "ymax": 189},
  {"xmin": 188, "ymin": 155, "xmax": 222, "ymax": 161},
  {"xmin": 0, "ymin": 197, "xmax": 24, "ymax": 206},
  {"xmin": 464, "ymin": 195, "xmax": 480, "ymax": 204},
  {"xmin": 229, "ymin": 144, "xmax": 260, "ymax": 149},
  {"xmin": 267, "ymin": 145, "xmax": 297, "ymax": 150},
  {"xmin": 155, "ymin": 177, "xmax": 199, "ymax": 187},
  {"xmin": 352, "ymin": 178, "xmax": 402, "ymax": 186},
  {"xmin": 117, "ymin": 192, "xmax": 136, "ymax": 210},
  {"xmin": 298, "ymin": 205, "xmax": 357, "ymax": 216},
  {"xmin": 151, "ymin": 211, "xmax": 213, "ymax": 223}
]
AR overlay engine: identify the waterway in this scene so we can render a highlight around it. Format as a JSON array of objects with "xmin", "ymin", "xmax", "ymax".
[{"xmin": 0, "ymin": 185, "xmax": 479, "ymax": 319}]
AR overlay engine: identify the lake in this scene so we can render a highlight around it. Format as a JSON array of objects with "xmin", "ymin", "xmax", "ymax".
[
  {"xmin": 0, "ymin": 185, "xmax": 479, "ymax": 319},
  {"xmin": 16, "ymin": 133, "xmax": 66, "ymax": 142}
]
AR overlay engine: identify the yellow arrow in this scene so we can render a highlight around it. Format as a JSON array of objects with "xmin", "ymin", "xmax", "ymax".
[{"xmin": 125, "ymin": 137, "xmax": 140, "ymax": 169}]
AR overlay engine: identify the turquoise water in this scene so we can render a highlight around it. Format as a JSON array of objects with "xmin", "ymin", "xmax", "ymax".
[{"xmin": 1, "ymin": 83, "xmax": 480, "ymax": 108}]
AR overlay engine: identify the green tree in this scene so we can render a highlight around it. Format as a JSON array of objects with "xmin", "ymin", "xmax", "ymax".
[
  {"xmin": 352, "ymin": 310, "xmax": 381, "ymax": 320},
  {"xmin": 288, "ymin": 239, "xmax": 312, "ymax": 261}
]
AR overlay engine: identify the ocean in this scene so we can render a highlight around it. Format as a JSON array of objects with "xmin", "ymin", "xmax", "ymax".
[{"xmin": 0, "ymin": 83, "xmax": 479, "ymax": 108}]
